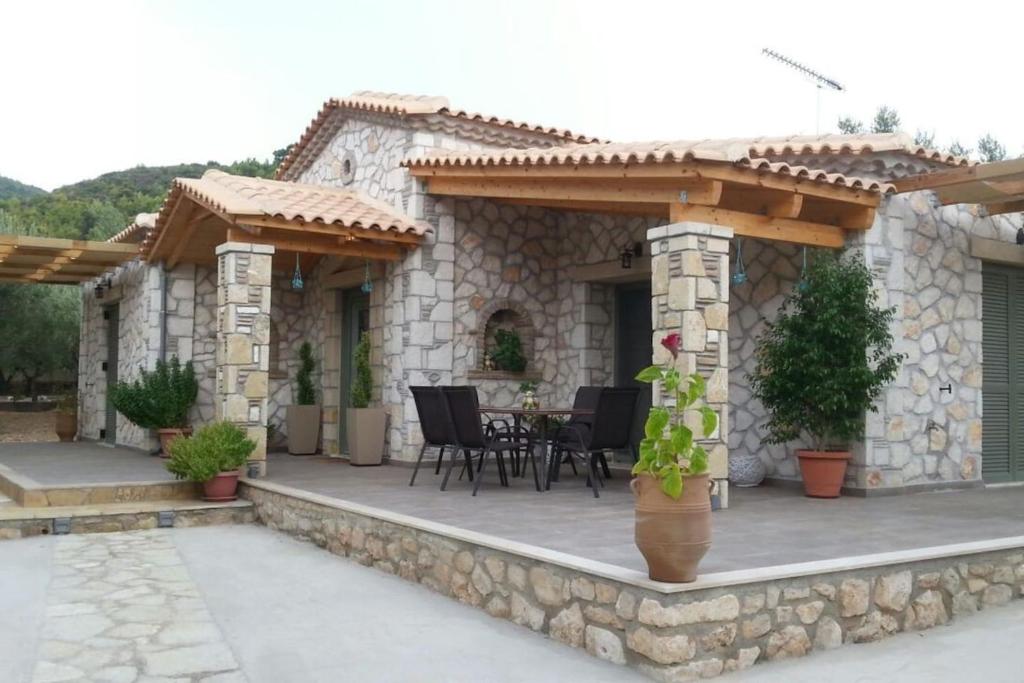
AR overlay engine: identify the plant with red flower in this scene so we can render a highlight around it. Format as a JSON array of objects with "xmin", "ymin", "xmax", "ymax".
[{"xmin": 631, "ymin": 334, "xmax": 717, "ymax": 499}]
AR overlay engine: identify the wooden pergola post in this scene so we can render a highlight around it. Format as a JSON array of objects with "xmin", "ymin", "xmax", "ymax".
[
  {"xmin": 649, "ymin": 221, "xmax": 732, "ymax": 507},
  {"xmin": 214, "ymin": 240, "xmax": 274, "ymax": 475}
]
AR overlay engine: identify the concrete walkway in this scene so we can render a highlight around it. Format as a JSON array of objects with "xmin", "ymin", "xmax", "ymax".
[{"xmin": 6, "ymin": 525, "xmax": 1023, "ymax": 682}]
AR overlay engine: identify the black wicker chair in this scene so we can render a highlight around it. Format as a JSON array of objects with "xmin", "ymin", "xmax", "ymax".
[
  {"xmin": 440, "ymin": 386, "xmax": 538, "ymax": 495},
  {"xmin": 408, "ymin": 386, "xmax": 459, "ymax": 487},
  {"xmin": 550, "ymin": 386, "xmax": 604, "ymax": 479},
  {"xmin": 552, "ymin": 387, "xmax": 639, "ymax": 497}
]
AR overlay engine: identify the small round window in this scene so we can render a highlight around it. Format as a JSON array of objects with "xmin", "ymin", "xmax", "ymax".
[{"xmin": 339, "ymin": 151, "xmax": 356, "ymax": 185}]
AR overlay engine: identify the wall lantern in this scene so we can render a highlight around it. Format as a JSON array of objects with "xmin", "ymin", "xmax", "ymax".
[
  {"xmin": 291, "ymin": 253, "xmax": 304, "ymax": 291},
  {"xmin": 620, "ymin": 242, "xmax": 643, "ymax": 269},
  {"xmin": 731, "ymin": 237, "xmax": 748, "ymax": 285},
  {"xmin": 94, "ymin": 281, "xmax": 105, "ymax": 299},
  {"xmin": 1016, "ymin": 228, "xmax": 1024, "ymax": 246},
  {"xmin": 361, "ymin": 260, "xmax": 373, "ymax": 294}
]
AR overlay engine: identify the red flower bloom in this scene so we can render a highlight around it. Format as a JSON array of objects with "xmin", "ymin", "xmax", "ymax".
[{"xmin": 661, "ymin": 333, "xmax": 681, "ymax": 359}]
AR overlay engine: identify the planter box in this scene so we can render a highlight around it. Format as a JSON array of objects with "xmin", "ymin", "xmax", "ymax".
[
  {"xmin": 346, "ymin": 407, "xmax": 386, "ymax": 466},
  {"xmin": 286, "ymin": 405, "xmax": 321, "ymax": 455}
]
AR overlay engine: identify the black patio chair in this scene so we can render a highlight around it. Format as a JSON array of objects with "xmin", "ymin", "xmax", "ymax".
[
  {"xmin": 551, "ymin": 387, "xmax": 639, "ymax": 497},
  {"xmin": 548, "ymin": 386, "xmax": 604, "ymax": 479},
  {"xmin": 440, "ymin": 386, "xmax": 538, "ymax": 495},
  {"xmin": 408, "ymin": 386, "xmax": 459, "ymax": 487}
]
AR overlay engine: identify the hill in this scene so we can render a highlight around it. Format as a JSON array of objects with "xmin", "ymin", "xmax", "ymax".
[
  {"xmin": 0, "ymin": 175, "xmax": 46, "ymax": 200},
  {"xmin": 0, "ymin": 156, "xmax": 280, "ymax": 241}
]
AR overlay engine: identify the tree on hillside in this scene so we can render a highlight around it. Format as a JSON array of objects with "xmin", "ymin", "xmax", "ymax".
[
  {"xmin": 977, "ymin": 134, "xmax": 1007, "ymax": 162},
  {"xmin": 0, "ymin": 283, "xmax": 79, "ymax": 397},
  {"xmin": 913, "ymin": 130, "xmax": 936, "ymax": 148},
  {"xmin": 837, "ymin": 117, "xmax": 864, "ymax": 135},
  {"xmin": 948, "ymin": 140, "xmax": 972, "ymax": 158},
  {"xmin": 272, "ymin": 145, "xmax": 294, "ymax": 167},
  {"xmin": 870, "ymin": 106, "xmax": 901, "ymax": 134}
]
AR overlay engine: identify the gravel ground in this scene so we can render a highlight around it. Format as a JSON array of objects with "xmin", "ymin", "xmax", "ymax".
[{"xmin": 0, "ymin": 410, "xmax": 59, "ymax": 443}]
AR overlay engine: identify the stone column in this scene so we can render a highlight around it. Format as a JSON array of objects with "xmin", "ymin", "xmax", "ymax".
[
  {"xmin": 648, "ymin": 222, "xmax": 732, "ymax": 508},
  {"xmin": 215, "ymin": 242, "xmax": 274, "ymax": 476}
]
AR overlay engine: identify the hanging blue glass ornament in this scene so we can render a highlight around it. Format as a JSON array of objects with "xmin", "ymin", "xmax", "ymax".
[
  {"xmin": 731, "ymin": 237, "xmax": 748, "ymax": 285},
  {"xmin": 291, "ymin": 253, "xmax": 304, "ymax": 291},
  {"xmin": 360, "ymin": 260, "xmax": 373, "ymax": 294},
  {"xmin": 796, "ymin": 246, "xmax": 809, "ymax": 292}
]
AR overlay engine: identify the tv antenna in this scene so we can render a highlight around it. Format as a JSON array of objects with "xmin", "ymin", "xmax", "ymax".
[{"xmin": 762, "ymin": 48, "xmax": 845, "ymax": 134}]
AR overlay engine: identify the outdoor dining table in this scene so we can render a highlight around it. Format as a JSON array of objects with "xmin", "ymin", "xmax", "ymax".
[{"xmin": 477, "ymin": 406, "xmax": 595, "ymax": 490}]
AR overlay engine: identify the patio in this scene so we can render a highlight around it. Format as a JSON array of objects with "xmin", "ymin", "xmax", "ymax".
[{"xmin": 260, "ymin": 454, "xmax": 1024, "ymax": 575}]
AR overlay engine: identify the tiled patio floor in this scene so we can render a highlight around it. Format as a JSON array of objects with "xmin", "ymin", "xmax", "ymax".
[
  {"xmin": 0, "ymin": 441, "xmax": 172, "ymax": 484},
  {"xmin": 264, "ymin": 454, "xmax": 1024, "ymax": 574}
]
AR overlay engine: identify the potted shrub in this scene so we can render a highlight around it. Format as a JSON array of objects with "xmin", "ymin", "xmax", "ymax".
[
  {"xmin": 346, "ymin": 331, "xmax": 386, "ymax": 465},
  {"xmin": 110, "ymin": 356, "xmax": 198, "ymax": 456},
  {"xmin": 749, "ymin": 250, "xmax": 902, "ymax": 498},
  {"xmin": 286, "ymin": 342, "xmax": 320, "ymax": 455},
  {"xmin": 54, "ymin": 394, "xmax": 77, "ymax": 442},
  {"xmin": 492, "ymin": 329, "xmax": 526, "ymax": 373},
  {"xmin": 166, "ymin": 421, "xmax": 255, "ymax": 501},
  {"xmin": 631, "ymin": 333, "xmax": 719, "ymax": 583}
]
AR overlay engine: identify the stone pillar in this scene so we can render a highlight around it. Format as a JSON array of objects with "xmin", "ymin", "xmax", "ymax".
[
  {"xmin": 648, "ymin": 222, "xmax": 732, "ymax": 508},
  {"xmin": 215, "ymin": 242, "xmax": 274, "ymax": 475}
]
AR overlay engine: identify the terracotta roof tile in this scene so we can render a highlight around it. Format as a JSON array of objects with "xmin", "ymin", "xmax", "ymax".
[
  {"xmin": 406, "ymin": 140, "xmax": 898, "ymax": 193},
  {"xmin": 276, "ymin": 91, "xmax": 601, "ymax": 180},
  {"xmin": 106, "ymin": 212, "xmax": 157, "ymax": 244}
]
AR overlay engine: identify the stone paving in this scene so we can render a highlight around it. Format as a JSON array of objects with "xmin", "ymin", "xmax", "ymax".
[{"xmin": 32, "ymin": 531, "xmax": 244, "ymax": 682}]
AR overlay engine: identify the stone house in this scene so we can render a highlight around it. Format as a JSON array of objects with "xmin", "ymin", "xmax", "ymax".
[{"xmin": 77, "ymin": 91, "xmax": 1024, "ymax": 498}]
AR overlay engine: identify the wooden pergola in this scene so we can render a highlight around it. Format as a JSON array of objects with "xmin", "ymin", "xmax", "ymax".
[
  {"xmin": 144, "ymin": 171, "xmax": 428, "ymax": 271},
  {"xmin": 406, "ymin": 147, "xmax": 891, "ymax": 248},
  {"xmin": 0, "ymin": 235, "xmax": 139, "ymax": 284},
  {"xmin": 892, "ymin": 157, "xmax": 1024, "ymax": 216}
]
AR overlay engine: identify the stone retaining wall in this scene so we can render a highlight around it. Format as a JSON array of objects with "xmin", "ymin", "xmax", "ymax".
[{"xmin": 242, "ymin": 481, "xmax": 1024, "ymax": 681}]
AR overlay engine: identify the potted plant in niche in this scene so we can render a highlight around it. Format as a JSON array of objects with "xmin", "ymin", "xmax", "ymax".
[
  {"xmin": 54, "ymin": 394, "xmax": 77, "ymax": 442},
  {"xmin": 631, "ymin": 333, "xmax": 719, "ymax": 583},
  {"xmin": 749, "ymin": 250, "xmax": 902, "ymax": 498},
  {"xmin": 346, "ymin": 331, "xmax": 387, "ymax": 465},
  {"xmin": 166, "ymin": 421, "xmax": 255, "ymax": 501},
  {"xmin": 491, "ymin": 329, "xmax": 526, "ymax": 373},
  {"xmin": 286, "ymin": 342, "xmax": 320, "ymax": 455},
  {"xmin": 109, "ymin": 356, "xmax": 198, "ymax": 456}
]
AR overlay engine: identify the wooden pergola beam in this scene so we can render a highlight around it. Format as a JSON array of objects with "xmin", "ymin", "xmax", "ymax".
[
  {"xmin": 986, "ymin": 199, "xmax": 1024, "ymax": 216},
  {"xmin": 224, "ymin": 228, "xmax": 404, "ymax": 261},
  {"xmin": 236, "ymin": 215, "xmax": 423, "ymax": 246},
  {"xmin": 410, "ymin": 162, "xmax": 882, "ymax": 207},
  {"xmin": 669, "ymin": 203, "xmax": 846, "ymax": 248},
  {"xmin": 423, "ymin": 176, "xmax": 725, "ymax": 207}
]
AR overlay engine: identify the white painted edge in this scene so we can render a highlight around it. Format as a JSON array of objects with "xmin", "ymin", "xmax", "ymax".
[{"xmin": 241, "ymin": 478, "xmax": 1024, "ymax": 595}]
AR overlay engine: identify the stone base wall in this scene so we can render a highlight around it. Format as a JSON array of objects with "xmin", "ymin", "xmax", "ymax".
[{"xmin": 242, "ymin": 480, "xmax": 1024, "ymax": 681}]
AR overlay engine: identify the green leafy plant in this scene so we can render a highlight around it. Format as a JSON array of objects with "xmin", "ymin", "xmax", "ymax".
[
  {"xmin": 748, "ymin": 250, "xmax": 902, "ymax": 451},
  {"xmin": 518, "ymin": 380, "xmax": 538, "ymax": 394},
  {"xmin": 109, "ymin": 356, "xmax": 198, "ymax": 429},
  {"xmin": 166, "ymin": 421, "xmax": 255, "ymax": 483},
  {"xmin": 632, "ymin": 333, "xmax": 718, "ymax": 499},
  {"xmin": 56, "ymin": 394, "xmax": 77, "ymax": 414},
  {"xmin": 295, "ymin": 342, "xmax": 317, "ymax": 406},
  {"xmin": 350, "ymin": 331, "xmax": 373, "ymax": 409},
  {"xmin": 491, "ymin": 329, "xmax": 526, "ymax": 373}
]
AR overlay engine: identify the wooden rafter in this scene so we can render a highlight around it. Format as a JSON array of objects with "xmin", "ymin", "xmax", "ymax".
[
  {"xmin": 224, "ymin": 228, "xmax": 403, "ymax": 261},
  {"xmin": 424, "ymin": 176, "xmax": 725, "ymax": 206},
  {"xmin": 235, "ymin": 215, "xmax": 422, "ymax": 246},
  {"xmin": 987, "ymin": 199, "xmax": 1024, "ymax": 216},
  {"xmin": 0, "ymin": 235, "xmax": 137, "ymax": 284},
  {"xmin": 166, "ymin": 207, "xmax": 210, "ymax": 269},
  {"xmin": 669, "ymin": 203, "xmax": 846, "ymax": 248}
]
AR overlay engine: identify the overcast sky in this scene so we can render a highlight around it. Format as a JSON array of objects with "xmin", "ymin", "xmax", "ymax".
[{"xmin": 2, "ymin": 0, "xmax": 1019, "ymax": 190}]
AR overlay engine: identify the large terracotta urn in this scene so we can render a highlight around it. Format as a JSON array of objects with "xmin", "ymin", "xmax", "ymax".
[{"xmin": 632, "ymin": 473, "xmax": 712, "ymax": 583}]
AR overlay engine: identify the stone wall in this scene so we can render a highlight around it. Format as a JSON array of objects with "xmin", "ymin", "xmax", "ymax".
[
  {"xmin": 243, "ymin": 480, "xmax": 1024, "ymax": 681},
  {"xmin": 78, "ymin": 260, "xmax": 161, "ymax": 449},
  {"xmin": 727, "ymin": 239, "xmax": 807, "ymax": 479},
  {"xmin": 846, "ymin": 194, "xmax": 1022, "ymax": 492}
]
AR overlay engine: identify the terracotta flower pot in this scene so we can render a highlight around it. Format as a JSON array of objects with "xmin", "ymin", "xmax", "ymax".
[
  {"xmin": 158, "ymin": 428, "xmax": 192, "ymax": 458},
  {"xmin": 202, "ymin": 471, "xmax": 240, "ymax": 502},
  {"xmin": 632, "ymin": 473, "xmax": 712, "ymax": 583},
  {"xmin": 796, "ymin": 450, "xmax": 850, "ymax": 498},
  {"xmin": 55, "ymin": 412, "xmax": 77, "ymax": 442}
]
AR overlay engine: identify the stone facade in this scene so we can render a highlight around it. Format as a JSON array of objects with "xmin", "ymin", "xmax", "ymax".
[{"xmin": 243, "ymin": 480, "xmax": 1024, "ymax": 681}]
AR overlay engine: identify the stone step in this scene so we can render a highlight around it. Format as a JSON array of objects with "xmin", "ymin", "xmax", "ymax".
[
  {"xmin": 0, "ymin": 463, "xmax": 199, "ymax": 507},
  {"xmin": 0, "ymin": 498, "xmax": 255, "ymax": 539}
]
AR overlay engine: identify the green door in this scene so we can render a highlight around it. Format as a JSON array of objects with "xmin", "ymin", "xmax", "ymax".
[
  {"xmin": 104, "ymin": 303, "xmax": 120, "ymax": 445},
  {"xmin": 339, "ymin": 288, "xmax": 370, "ymax": 453},
  {"xmin": 982, "ymin": 264, "xmax": 1024, "ymax": 482}
]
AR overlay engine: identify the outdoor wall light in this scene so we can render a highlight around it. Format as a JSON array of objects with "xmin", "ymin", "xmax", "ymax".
[
  {"xmin": 1016, "ymin": 227, "xmax": 1024, "ymax": 245},
  {"xmin": 620, "ymin": 242, "xmax": 643, "ymax": 269},
  {"xmin": 731, "ymin": 237, "xmax": 748, "ymax": 285},
  {"xmin": 94, "ymin": 282, "xmax": 105, "ymax": 299},
  {"xmin": 291, "ymin": 253, "xmax": 304, "ymax": 291}
]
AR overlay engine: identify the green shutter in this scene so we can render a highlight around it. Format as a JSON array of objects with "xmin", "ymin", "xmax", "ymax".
[{"xmin": 983, "ymin": 265, "xmax": 1021, "ymax": 481}]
